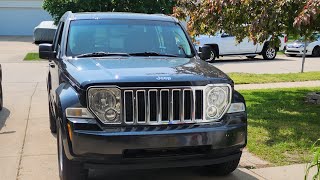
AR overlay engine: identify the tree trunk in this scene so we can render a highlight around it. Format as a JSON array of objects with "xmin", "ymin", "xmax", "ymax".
[{"xmin": 301, "ymin": 39, "xmax": 307, "ymax": 73}]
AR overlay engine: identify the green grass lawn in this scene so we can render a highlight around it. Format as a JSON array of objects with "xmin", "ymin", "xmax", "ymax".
[
  {"xmin": 241, "ymin": 87, "xmax": 320, "ymax": 165},
  {"xmin": 229, "ymin": 71, "xmax": 320, "ymax": 84},
  {"xmin": 24, "ymin": 53, "xmax": 41, "ymax": 61}
]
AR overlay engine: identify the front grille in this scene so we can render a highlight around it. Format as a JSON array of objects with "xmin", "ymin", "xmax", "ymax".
[
  {"xmin": 123, "ymin": 87, "xmax": 204, "ymax": 125},
  {"xmin": 286, "ymin": 50, "xmax": 300, "ymax": 53},
  {"xmin": 123, "ymin": 145, "xmax": 211, "ymax": 158}
]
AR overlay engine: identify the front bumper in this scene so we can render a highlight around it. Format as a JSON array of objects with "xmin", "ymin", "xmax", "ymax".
[{"xmin": 63, "ymin": 112, "xmax": 247, "ymax": 168}]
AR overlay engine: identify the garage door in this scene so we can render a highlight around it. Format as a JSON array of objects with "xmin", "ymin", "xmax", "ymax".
[{"xmin": 0, "ymin": 7, "xmax": 52, "ymax": 36}]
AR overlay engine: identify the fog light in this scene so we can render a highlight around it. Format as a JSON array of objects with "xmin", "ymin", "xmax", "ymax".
[
  {"xmin": 104, "ymin": 108, "xmax": 117, "ymax": 122},
  {"xmin": 207, "ymin": 106, "xmax": 218, "ymax": 118}
]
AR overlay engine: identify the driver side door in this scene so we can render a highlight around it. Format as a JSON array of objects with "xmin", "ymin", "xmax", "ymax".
[{"xmin": 218, "ymin": 33, "xmax": 240, "ymax": 55}]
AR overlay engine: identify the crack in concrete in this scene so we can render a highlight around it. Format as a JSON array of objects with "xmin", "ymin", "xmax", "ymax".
[
  {"xmin": 22, "ymin": 154, "xmax": 56, "ymax": 157},
  {"xmin": 15, "ymin": 82, "xmax": 39, "ymax": 180}
]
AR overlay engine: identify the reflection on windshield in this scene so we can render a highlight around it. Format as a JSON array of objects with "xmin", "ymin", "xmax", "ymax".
[
  {"xmin": 67, "ymin": 20, "xmax": 194, "ymax": 58},
  {"xmin": 296, "ymin": 34, "xmax": 320, "ymax": 42}
]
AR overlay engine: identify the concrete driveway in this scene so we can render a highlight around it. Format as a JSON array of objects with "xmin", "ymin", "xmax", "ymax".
[{"xmin": 0, "ymin": 36, "xmax": 37, "ymax": 63}]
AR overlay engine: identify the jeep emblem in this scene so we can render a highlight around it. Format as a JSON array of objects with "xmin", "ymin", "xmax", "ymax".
[{"xmin": 156, "ymin": 76, "xmax": 172, "ymax": 81}]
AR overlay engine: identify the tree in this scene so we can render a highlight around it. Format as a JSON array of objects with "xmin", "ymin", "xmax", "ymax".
[
  {"xmin": 43, "ymin": 0, "xmax": 176, "ymax": 24},
  {"xmin": 173, "ymin": 0, "xmax": 320, "ymax": 72}
]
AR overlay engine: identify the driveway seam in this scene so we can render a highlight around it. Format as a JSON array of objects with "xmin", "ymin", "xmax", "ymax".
[
  {"xmin": 22, "ymin": 154, "xmax": 56, "ymax": 157},
  {"xmin": 15, "ymin": 82, "xmax": 39, "ymax": 180}
]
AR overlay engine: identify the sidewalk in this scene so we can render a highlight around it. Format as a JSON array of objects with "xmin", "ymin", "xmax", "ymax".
[
  {"xmin": 235, "ymin": 80, "xmax": 320, "ymax": 90},
  {"xmin": 248, "ymin": 163, "xmax": 318, "ymax": 180}
]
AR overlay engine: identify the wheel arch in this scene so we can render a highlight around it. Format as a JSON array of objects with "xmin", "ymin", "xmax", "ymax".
[
  {"xmin": 54, "ymin": 83, "xmax": 81, "ymax": 126},
  {"xmin": 311, "ymin": 45, "xmax": 320, "ymax": 56},
  {"xmin": 205, "ymin": 44, "xmax": 220, "ymax": 57}
]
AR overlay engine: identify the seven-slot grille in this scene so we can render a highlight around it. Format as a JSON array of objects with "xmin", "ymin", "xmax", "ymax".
[{"xmin": 123, "ymin": 88, "xmax": 203, "ymax": 125}]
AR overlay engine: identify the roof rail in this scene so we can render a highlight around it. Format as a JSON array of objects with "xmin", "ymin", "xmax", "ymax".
[{"xmin": 62, "ymin": 11, "xmax": 74, "ymax": 20}]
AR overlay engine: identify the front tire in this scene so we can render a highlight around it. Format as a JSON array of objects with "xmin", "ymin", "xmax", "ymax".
[
  {"xmin": 48, "ymin": 95, "xmax": 56, "ymax": 133},
  {"xmin": 205, "ymin": 48, "xmax": 217, "ymax": 63},
  {"xmin": 58, "ymin": 125, "xmax": 88, "ymax": 180},
  {"xmin": 312, "ymin": 46, "xmax": 320, "ymax": 57},
  {"xmin": 262, "ymin": 47, "xmax": 277, "ymax": 60},
  {"xmin": 201, "ymin": 158, "xmax": 240, "ymax": 176}
]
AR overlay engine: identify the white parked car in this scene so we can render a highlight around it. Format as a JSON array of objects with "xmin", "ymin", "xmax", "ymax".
[
  {"xmin": 285, "ymin": 33, "xmax": 320, "ymax": 57},
  {"xmin": 195, "ymin": 32, "xmax": 287, "ymax": 62}
]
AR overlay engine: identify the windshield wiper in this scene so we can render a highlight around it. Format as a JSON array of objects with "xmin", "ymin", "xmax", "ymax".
[
  {"xmin": 76, "ymin": 52, "xmax": 130, "ymax": 58},
  {"xmin": 129, "ymin": 52, "xmax": 179, "ymax": 57}
]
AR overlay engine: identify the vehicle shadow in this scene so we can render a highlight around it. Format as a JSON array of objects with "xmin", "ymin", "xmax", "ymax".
[
  {"xmin": 88, "ymin": 167, "xmax": 259, "ymax": 180},
  {"xmin": 0, "ymin": 107, "xmax": 11, "ymax": 132}
]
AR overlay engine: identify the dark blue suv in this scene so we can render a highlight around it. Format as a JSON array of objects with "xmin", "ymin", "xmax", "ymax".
[{"xmin": 39, "ymin": 11, "xmax": 247, "ymax": 180}]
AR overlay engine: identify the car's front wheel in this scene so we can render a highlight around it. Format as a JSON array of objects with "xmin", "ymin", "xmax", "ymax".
[
  {"xmin": 262, "ymin": 47, "xmax": 277, "ymax": 60},
  {"xmin": 57, "ymin": 124, "xmax": 88, "ymax": 180},
  {"xmin": 200, "ymin": 158, "xmax": 240, "ymax": 176},
  {"xmin": 312, "ymin": 46, "xmax": 320, "ymax": 57},
  {"xmin": 48, "ymin": 95, "xmax": 56, "ymax": 133},
  {"xmin": 205, "ymin": 48, "xmax": 217, "ymax": 63}
]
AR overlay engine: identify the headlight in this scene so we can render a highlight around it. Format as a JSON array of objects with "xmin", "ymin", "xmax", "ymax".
[
  {"xmin": 88, "ymin": 88, "xmax": 121, "ymax": 124},
  {"xmin": 205, "ymin": 85, "xmax": 231, "ymax": 120}
]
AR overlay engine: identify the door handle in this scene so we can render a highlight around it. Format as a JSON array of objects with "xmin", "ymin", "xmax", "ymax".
[{"xmin": 49, "ymin": 63, "xmax": 55, "ymax": 68}]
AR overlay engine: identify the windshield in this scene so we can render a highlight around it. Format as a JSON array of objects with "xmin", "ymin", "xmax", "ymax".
[
  {"xmin": 296, "ymin": 33, "xmax": 320, "ymax": 42},
  {"xmin": 66, "ymin": 19, "xmax": 194, "ymax": 58}
]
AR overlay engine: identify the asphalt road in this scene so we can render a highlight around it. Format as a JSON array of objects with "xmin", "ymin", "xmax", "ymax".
[{"xmin": 212, "ymin": 55, "xmax": 320, "ymax": 74}]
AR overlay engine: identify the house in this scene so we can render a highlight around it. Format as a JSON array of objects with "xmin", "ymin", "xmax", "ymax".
[{"xmin": 0, "ymin": 0, "xmax": 52, "ymax": 35}]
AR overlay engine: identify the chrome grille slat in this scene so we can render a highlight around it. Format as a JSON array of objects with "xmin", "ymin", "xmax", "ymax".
[{"xmin": 123, "ymin": 87, "xmax": 205, "ymax": 125}]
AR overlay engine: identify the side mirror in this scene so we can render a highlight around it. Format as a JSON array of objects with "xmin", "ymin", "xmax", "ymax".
[
  {"xmin": 39, "ymin": 44, "xmax": 55, "ymax": 60},
  {"xmin": 221, "ymin": 34, "xmax": 228, "ymax": 38},
  {"xmin": 199, "ymin": 45, "xmax": 211, "ymax": 60}
]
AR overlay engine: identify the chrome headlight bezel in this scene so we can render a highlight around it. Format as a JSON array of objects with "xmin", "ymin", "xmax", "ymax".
[
  {"xmin": 204, "ymin": 84, "xmax": 232, "ymax": 121},
  {"xmin": 87, "ymin": 87, "xmax": 122, "ymax": 124}
]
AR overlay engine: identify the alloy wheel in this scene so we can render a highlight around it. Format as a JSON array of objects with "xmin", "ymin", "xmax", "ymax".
[{"xmin": 266, "ymin": 48, "xmax": 276, "ymax": 59}]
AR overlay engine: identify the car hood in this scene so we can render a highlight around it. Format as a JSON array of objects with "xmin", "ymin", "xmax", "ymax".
[
  {"xmin": 287, "ymin": 41, "xmax": 310, "ymax": 47},
  {"xmin": 62, "ymin": 57, "xmax": 232, "ymax": 88}
]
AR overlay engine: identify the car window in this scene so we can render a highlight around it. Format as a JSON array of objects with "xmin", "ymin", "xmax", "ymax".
[{"xmin": 66, "ymin": 20, "xmax": 193, "ymax": 57}]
